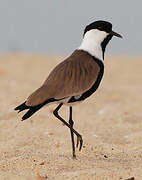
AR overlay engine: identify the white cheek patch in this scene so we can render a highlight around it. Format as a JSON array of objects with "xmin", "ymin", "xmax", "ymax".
[{"xmin": 78, "ymin": 29, "xmax": 108, "ymax": 61}]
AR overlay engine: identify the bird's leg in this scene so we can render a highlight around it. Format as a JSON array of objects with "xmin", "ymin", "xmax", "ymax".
[
  {"xmin": 53, "ymin": 103, "xmax": 83, "ymax": 154},
  {"xmin": 69, "ymin": 106, "xmax": 76, "ymax": 159}
]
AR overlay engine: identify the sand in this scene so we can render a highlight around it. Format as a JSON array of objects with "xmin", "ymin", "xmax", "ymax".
[{"xmin": 0, "ymin": 54, "xmax": 142, "ymax": 180}]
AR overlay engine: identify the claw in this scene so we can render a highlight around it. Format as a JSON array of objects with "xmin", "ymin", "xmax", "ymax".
[
  {"xmin": 76, "ymin": 135, "xmax": 83, "ymax": 151},
  {"xmin": 79, "ymin": 137, "xmax": 83, "ymax": 151},
  {"xmin": 76, "ymin": 136, "xmax": 79, "ymax": 148}
]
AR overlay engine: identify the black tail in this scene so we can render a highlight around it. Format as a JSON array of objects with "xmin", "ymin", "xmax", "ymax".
[
  {"xmin": 14, "ymin": 98, "xmax": 56, "ymax": 121},
  {"xmin": 14, "ymin": 101, "xmax": 47, "ymax": 121},
  {"xmin": 14, "ymin": 101, "xmax": 29, "ymax": 113},
  {"xmin": 21, "ymin": 104, "xmax": 44, "ymax": 120}
]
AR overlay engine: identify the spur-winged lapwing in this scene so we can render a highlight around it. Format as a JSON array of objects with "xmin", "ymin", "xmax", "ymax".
[{"xmin": 15, "ymin": 20, "xmax": 122, "ymax": 158}]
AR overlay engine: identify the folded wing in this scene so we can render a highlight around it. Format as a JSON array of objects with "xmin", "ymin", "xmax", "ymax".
[{"xmin": 26, "ymin": 50, "xmax": 100, "ymax": 106}]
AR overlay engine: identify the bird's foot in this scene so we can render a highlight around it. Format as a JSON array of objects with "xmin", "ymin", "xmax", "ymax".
[
  {"xmin": 76, "ymin": 134, "xmax": 83, "ymax": 151},
  {"xmin": 72, "ymin": 153, "xmax": 77, "ymax": 159}
]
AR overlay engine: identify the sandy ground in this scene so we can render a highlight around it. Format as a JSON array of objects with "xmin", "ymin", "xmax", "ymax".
[{"xmin": 0, "ymin": 54, "xmax": 142, "ymax": 180}]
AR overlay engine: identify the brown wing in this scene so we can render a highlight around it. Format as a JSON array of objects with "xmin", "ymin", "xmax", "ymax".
[{"xmin": 26, "ymin": 50, "xmax": 100, "ymax": 106}]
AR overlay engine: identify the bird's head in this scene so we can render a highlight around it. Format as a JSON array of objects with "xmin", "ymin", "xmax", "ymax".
[
  {"xmin": 81, "ymin": 20, "xmax": 122, "ymax": 59},
  {"xmin": 84, "ymin": 20, "xmax": 122, "ymax": 40}
]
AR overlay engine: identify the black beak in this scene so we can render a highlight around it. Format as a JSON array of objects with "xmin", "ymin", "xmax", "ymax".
[{"xmin": 110, "ymin": 30, "xmax": 123, "ymax": 38}]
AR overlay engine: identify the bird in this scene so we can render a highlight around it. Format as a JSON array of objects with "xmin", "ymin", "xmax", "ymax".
[{"xmin": 14, "ymin": 20, "xmax": 122, "ymax": 159}]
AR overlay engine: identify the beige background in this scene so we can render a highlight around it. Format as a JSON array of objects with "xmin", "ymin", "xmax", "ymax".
[{"xmin": 0, "ymin": 55, "xmax": 141, "ymax": 179}]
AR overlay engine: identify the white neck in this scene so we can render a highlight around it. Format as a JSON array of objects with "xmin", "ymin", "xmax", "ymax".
[{"xmin": 78, "ymin": 29, "xmax": 108, "ymax": 62}]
